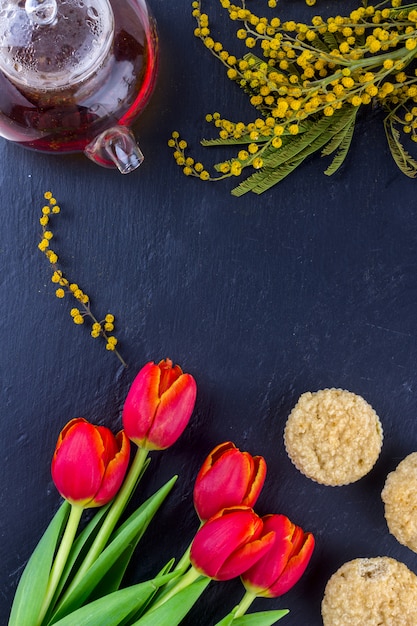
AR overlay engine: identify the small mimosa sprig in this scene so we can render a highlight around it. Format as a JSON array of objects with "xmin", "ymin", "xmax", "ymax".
[{"xmin": 38, "ymin": 191, "xmax": 127, "ymax": 368}]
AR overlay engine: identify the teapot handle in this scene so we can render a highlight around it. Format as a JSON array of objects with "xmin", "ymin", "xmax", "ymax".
[{"xmin": 84, "ymin": 126, "xmax": 144, "ymax": 173}]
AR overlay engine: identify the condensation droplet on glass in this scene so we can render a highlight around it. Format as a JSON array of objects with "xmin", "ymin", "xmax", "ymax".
[
  {"xmin": 87, "ymin": 6, "xmax": 99, "ymax": 19},
  {"xmin": 25, "ymin": 0, "xmax": 58, "ymax": 25},
  {"xmin": 10, "ymin": 23, "xmax": 22, "ymax": 36}
]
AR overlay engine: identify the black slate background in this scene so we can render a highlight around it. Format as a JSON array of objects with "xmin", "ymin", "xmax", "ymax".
[{"xmin": 2, "ymin": 1, "xmax": 417, "ymax": 624}]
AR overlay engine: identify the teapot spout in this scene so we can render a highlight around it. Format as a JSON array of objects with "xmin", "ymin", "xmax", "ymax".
[{"xmin": 84, "ymin": 126, "xmax": 144, "ymax": 173}]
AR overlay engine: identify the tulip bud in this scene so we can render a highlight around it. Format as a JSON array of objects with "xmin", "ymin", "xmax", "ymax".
[
  {"xmin": 193, "ymin": 441, "xmax": 267, "ymax": 521},
  {"xmin": 190, "ymin": 505, "xmax": 276, "ymax": 581},
  {"xmin": 51, "ymin": 418, "xmax": 130, "ymax": 508},
  {"xmin": 122, "ymin": 358, "xmax": 197, "ymax": 450},
  {"xmin": 241, "ymin": 514, "xmax": 315, "ymax": 597}
]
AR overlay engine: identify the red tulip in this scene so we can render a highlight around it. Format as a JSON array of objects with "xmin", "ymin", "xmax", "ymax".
[
  {"xmin": 190, "ymin": 505, "xmax": 276, "ymax": 581},
  {"xmin": 122, "ymin": 358, "xmax": 197, "ymax": 450},
  {"xmin": 51, "ymin": 418, "xmax": 130, "ymax": 508},
  {"xmin": 193, "ymin": 441, "xmax": 267, "ymax": 521},
  {"xmin": 241, "ymin": 514, "xmax": 315, "ymax": 597}
]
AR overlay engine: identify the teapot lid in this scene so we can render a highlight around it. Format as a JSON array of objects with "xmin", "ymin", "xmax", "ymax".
[{"xmin": 0, "ymin": 0, "xmax": 114, "ymax": 91}]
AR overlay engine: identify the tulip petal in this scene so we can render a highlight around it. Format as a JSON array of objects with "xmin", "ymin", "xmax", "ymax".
[
  {"xmin": 241, "ymin": 515, "xmax": 295, "ymax": 593},
  {"xmin": 217, "ymin": 529, "xmax": 276, "ymax": 581},
  {"xmin": 157, "ymin": 358, "xmax": 182, "ymax": 394},
  {"xmin": 92, "ymin": 430, "xmax": 131, "ymax": 507},
  {"xmin": 96, "ymin": 426, "xmax": 120, "ymax": 467},
  {"xmin": 52, "ymin": 419, "xmax": 105, "ymax": 506},
  {"xmin": 244, "ymin": 455, "xmax": 267, "ymax": 507},
  {"xmin": 241, "ymin": 514, "xmax": 315, "ymax": 597},
  {"xmin": 267, "ymin": 532, "xmax": 315, "ymax": 597},
  {"xmin": 122, "ymin": 362, "xmax": 161, "ymax": 444},
  {"xmin": 197, "ymin": 442, "xmax": 235, "ymax": 478},
  {"xmin": 190, "ymin": 507, "xmax": 264, "ymax": 580},
  {"xmin": 193, "ymin": 447, "xmax": 253, "ymax": 520},
  {"xmin": 210, "ymin": 441, "xmax": 236, "ymax": 462},
  {"xmin": 145, "ymin": 373, "xmax": 197, "ymax": 449}
]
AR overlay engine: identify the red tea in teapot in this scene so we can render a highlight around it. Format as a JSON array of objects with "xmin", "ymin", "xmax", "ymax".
[{"xmin": 0, "ymin": 0, "xmax": 158, "ymax": 171}]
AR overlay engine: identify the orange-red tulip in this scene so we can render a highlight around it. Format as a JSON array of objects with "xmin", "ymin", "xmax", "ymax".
[
  {"xmin": 122, "ymin": 358, "xmax": 197, "ymax": 450},
  {"xmin": 241, "ymin": 514, "xmax": 315, "ymax": 597},
  {"xmin": 51, "ymin": 418, "xmax": 130, "ymax": 508},
  {"xmin": 190, "ymin": 505, "xmax": 276, "ymax": 581},
  {"xmin": 193, "ymin": 441, "xmax": 267, "ymax": 521}
]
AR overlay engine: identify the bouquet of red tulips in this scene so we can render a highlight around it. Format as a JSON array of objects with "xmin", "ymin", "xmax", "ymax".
[{"xmin": 8, "ymin": 358, "xmax": 314, "ymax": 626}]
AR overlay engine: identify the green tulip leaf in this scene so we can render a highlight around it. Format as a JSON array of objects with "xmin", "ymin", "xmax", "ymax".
[
  {"xmin": 232, "ymin": 609, "xmax": 289, "ymax": 625},
  {"xmin": 49, "ymin": 477, "xmax": 177, "ymax": 624},
  {"xmin": 120, "ymin": 559, "xmax": 176, "ymax": 626},
  {"xmin": 130, "ymin": 577, "xmax": 211, "ymax": 626},
  {"xmin": 87, "ymin": 542, "xmax": 137, "ymax": 599},
  {"xmin": 50, "ymin": 573, "xmax": 177, "ymax": 626},
  {"xmin": 213, "ymin": 612, "xmax": 236, "ymax": 626},
  {"xmin": 117, "ymin": 560, "xmax": 176, "ymax": 626},
  {"xmin": 8, "ymin": 501, "xmax": 70, "ymax": 626}
]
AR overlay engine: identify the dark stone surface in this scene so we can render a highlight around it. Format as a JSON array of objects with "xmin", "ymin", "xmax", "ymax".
[{"xmin": 2, "ymin": 1, "xmax": 417, "ymax": 625}]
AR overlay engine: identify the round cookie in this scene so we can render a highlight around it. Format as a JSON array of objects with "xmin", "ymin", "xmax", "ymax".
[
  {"xmin": 284, "ymin": 388, "xmax": 383, "ymax": 485},
  {"xmin": 321, "ymin": 557, "xmax": 417, "ymax": 626},
  {"xmin": 381, "ymin": 452, "xmax": 417, "ymax": 552}
]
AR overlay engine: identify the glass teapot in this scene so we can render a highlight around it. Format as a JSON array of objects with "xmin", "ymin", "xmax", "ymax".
[{"xmin": 0, "ymin": 0, "xmax": 158, "ymax": 172}]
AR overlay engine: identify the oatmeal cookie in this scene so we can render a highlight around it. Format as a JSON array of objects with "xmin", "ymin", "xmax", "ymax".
[
  {"xmin": 382, "ymin": 452, "xmax": 417, "ymax": 552},
  {"xmin": 284, "ymin": 388, "xmax": 383, "ymax": 485},
  {"xmin": 321, "ymin": 556, "xmax": 417, "ymax": 626}
]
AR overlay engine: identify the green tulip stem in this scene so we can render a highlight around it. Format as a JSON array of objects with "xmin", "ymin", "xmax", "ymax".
[
  {"xmin": 36, "ymin": 503, "xmax": 84, "ymax": 626},
  {"xmin": 233, "ymin": 590, "xmax": 257, "ymax": 618},
  {"xmin": 173, "ymin": 541, "xmax": 192, "ymax": 573},
  {"xmin": 63, "ymin": 446, "xmax": 149, "ymax": 593},
  {"xmin": 157, "ymin": 519, "xmax": 203, "ymax": 601},
  {"xmin": 150, "ymin": 565, "xmax": 203, "ymax": 611}
]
